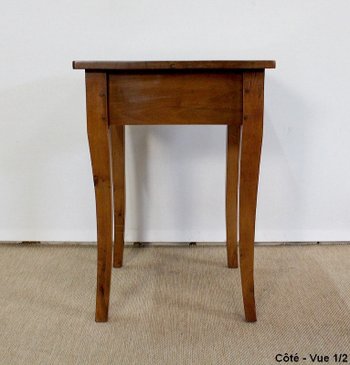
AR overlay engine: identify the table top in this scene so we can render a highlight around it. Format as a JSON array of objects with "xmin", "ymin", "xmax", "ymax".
[{"xmin": 73, "ymin": 60, "xmax": 276, "ymax": 71}]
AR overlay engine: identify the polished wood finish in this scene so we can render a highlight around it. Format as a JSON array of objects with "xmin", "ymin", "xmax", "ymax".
[
  {"xmin": 76, "ymin": 60, "xmax": 275, "ymax": 323},
  {"xmin": 226, "ymin": 125, "xmax": 241, "ymax": 269},
  {"xmin": 85, "ymin": 72, "xmax": 113, "ymax": 322},
  {"xmin": 239, "ymin": 71, "xmax": 265, "ymax": 322},
  {"xmin": 110, "ymin": 125, "xmax": 125, "ymax": 268},
  {"xmin": 108, "ymin": 73, "xmax": 242, "ymax": 125},
  {"xmin": 73, "ymin": 60, "xmax": 276, "ymax": 70}
]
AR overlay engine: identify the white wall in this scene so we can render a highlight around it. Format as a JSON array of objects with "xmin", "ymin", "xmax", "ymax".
[{"xmin": 1, "ymin": 0, "xmax": 350, "ymax": 242}]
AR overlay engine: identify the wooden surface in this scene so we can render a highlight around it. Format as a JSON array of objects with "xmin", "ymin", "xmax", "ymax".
[
  {"xmin": 239, "ymin": 71, "xmax": 265, "ymax": 322},
  {"xmin": 85, "ymin": 72, "xmax": 113, "ymax": 322},
  {"xmin": 108, "ymin": 73, "xmax": 242, "ymax": 125},
  {"xmin": 226, "ymin": 125, "xmax": 241, "ymax": 269},
  {"xmin": 110, "ymin": 125, "xmax": 125, "ymax": 268},
  {"xmin": 73, "ymin": 60, "xmax": 276, "ymax": 70}
]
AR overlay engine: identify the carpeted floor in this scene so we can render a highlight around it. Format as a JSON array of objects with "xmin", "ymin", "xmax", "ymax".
[{"xmin": 1, "ymin": 244, "xmax": 350, "ymax": 364}]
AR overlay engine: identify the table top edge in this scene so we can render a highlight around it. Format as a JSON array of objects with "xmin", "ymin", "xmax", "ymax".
[{"xmin": 72, "ymin": 60, "xmax": 276, "ymax": 70}]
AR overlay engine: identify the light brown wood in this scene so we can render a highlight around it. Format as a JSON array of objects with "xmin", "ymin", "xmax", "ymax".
[
  {"xmin": 226, "ymin": 125, "xmax": 241, "ymax": 269},
  {"xmin": 108, "ymin": 73, "xmax": 242, "ymax": 125},
  {"xmin": 239, "ymin": 71, "xmax": 265, "ymax": 322},
  {"xmin": 85, "ymin": 71, "xmax": 113, "ymax": 322},
  {"xmin": 73, "ymin": 60, "xmax": 276, "ymax": 70},
  {"xmin": 110, "ymin": 125, "xmax": 125, "ymax": 268},
  {"xmin": 75, "ymin": 60, "xmax": 275, "ymax": 322}
]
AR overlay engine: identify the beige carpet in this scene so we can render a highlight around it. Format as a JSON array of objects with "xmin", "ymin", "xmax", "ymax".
[{"xmin": 1, "ymin": 244, "xmax": 350, "ymax": 365}]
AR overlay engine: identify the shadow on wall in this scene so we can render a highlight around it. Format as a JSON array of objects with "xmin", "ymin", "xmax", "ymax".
[
  {"xmin": 126, "ymin": 125, "xmax": 227, "ymax": 242},
  {"xmin": 257, "ymin": 74, "xmax": 312, "ymax": 241},
  {"xmin": 0, "ymin": 75, "xmax": 95, "ymax": 240}
]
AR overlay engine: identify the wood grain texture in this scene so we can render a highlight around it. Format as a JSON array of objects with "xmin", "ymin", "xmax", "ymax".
[
  {"xmin": 73, "ymin": 60, "xmax": 276, "ymax": 70},
  {"xmin": 85, "ymin": 71, "xmax": 113, "ymax": 322},
  {"xmin": 226, "ymin": 125, "xmax": 241, "ymax": 269},
  {"xmin": 77, "ymin": 60, "xmax": 273, "ymax": 323},
  {"xmin": 239, "ymin": 71, "xmax": 265, "ymax": 322},
  {"xmin": 110, "ymin": 125, "xmax": 125, "ymax": 268},
  {"xmin": 108, "ymin": 73, "xmax": 242, "ymax": 125}
]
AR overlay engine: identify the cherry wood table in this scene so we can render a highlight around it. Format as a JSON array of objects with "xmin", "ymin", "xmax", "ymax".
[{"xmin": 73, "ymin": 60, "xmax": 276, "ymax": 322}]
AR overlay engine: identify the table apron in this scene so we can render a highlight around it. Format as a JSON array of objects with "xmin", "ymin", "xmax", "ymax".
[{"xmin": 107, "ymin": 72, "xmax": 243, "ymax": 125}]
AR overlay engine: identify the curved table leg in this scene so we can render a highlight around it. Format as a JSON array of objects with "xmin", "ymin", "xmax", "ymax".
[
  {"xmin": 239, "ymin": 71, "xmax": 264, "ymax": 322},
  {"xmin": 110, "ymin": 125, "xmax": 125, "ymax": 268},
  {"xmin": 86, "ymin": 72, "xmax": 113, "ymax": 322},
  {"xmin": 226, "ymin": 125, "xmax": 241, "ymax": 268}
]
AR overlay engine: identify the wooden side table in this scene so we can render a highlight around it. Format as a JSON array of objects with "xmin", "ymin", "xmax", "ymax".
[{"xmin": 73, "ymin": 60, "xmax": 276, "ymax": 322}]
